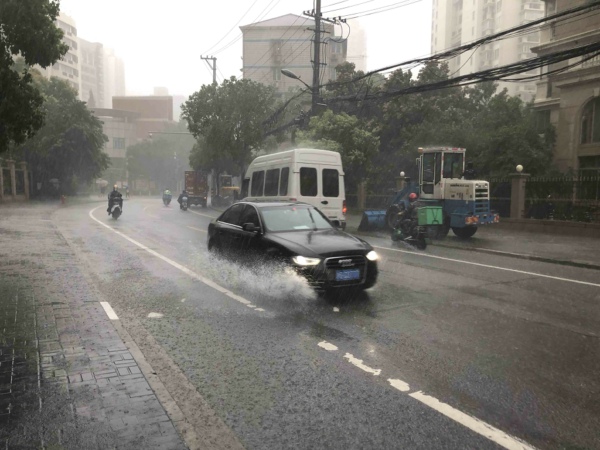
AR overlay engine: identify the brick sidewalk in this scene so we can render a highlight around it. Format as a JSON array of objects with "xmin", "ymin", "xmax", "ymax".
[{"xmin": 0, "ymin": 205, "xmax": 187, "ymax": 449}]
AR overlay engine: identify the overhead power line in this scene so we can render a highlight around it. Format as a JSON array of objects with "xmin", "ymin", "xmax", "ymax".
[
  {"xmin": 321, "ymin": 0, "xmax": 600, "ymax": 90},
  {"xmin": 328, "ymin": 41, "xmax": 600, "ymax": 104}
]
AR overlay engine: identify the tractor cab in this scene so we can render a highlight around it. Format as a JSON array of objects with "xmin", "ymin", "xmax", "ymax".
[{"xmin": 417, "ymin": 147, "xmax": 465, "ymax": 200}]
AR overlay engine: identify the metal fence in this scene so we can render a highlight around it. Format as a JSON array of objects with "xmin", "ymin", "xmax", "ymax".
[{"xmin": 524, "ymin": 176, "xmax": 600, "ymax": 222}]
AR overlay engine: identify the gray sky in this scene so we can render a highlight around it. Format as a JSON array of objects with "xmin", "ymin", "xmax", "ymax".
[{"xmin": 58, "ymin": 0, "xmax": 432, "ymax": 97}]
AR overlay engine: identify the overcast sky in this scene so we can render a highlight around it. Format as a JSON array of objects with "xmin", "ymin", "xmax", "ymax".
[{"xmin": 58, "ymin": 0, "xmax": 433, "ymax": 98}]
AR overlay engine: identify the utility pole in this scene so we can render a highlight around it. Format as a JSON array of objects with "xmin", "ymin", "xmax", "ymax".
[
  {"xmin": 200, "ymin": 55, "xmax": 217, "ymax": 84},
  {"xmin": 304, "ymin": 2, "xmax": 339, "ymax": 115},
  {"xmin": 311, "ymin": 0, "xmax": 321, "ymax": 114}
]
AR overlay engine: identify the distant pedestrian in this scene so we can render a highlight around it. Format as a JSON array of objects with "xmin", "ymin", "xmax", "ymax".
[{"xmin": 126, "ymin": 187, "xmax": 130, "ymax": 198}]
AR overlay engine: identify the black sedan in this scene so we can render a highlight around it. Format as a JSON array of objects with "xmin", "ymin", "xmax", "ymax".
[{"xmin": 207, "ymin": 201, "xmax": 378, "ymax": 291}]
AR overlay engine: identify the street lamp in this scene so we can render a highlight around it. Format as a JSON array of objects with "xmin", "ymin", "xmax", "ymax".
[{"xmin": 281, "ymin": 69, "xmax": 311, "ymax": 90}]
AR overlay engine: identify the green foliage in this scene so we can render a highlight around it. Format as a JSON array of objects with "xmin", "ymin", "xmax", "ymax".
[
  {"xmin": 297, "ymin": 110, "xmax": 379, "ymax": 192},
  {"xmin": 0, "ymin": 0, "xmax": 68, "ymax": 153},
  {"xmin": 13, "ymin": 78, "xmax": 109, "ymax": 195},
  {"xmin": 127, "ymin": 121, "xmax": 194, "ymax": 191},
  {"xmin": 182, "ymin": 77, "xmax": 276, "ymax": 177}
]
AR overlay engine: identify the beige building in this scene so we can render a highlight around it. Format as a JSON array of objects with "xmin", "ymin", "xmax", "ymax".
[
  {"xmin": 431, "ymin": 0, "xmax": 545, "ymax": 102},
  {"xmin": 103, "ymin": 48, "xmax": 126, "ymax": 108},
  {"xmin": 533, "ymin": 0, "xmax": 600, "ymax": 175},
  {"xmin": 39, "ymin": 12, "xmax": 81, "ymax": 97},
  {"xmin": 240, "ymin": 14, "xmax": 347, "ymax": 96}
]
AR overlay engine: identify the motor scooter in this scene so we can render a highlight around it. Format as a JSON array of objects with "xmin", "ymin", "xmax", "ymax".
[
  {"xmin": 391, "ymin": 214, "xmax": 427, "ymax": 250},
  {"xmin": 109, "ymin": 198, "xmax": 122, "ymax": 220},
  {"xmin": 180, "ymin": 196, "xmax": 188, "ymax": 211},
  {"xmin": 163, "ymin": 193, "xmax": 172, "ymax": 206}
]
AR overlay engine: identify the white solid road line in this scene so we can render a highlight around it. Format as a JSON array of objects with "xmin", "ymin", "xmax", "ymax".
[
  {"xmin": 187, "ymin": 226, "xmax": 207, "ymax": 233},
  {"xmin": 89, "ymin": 207, "xmax": 262, "ymax": 312},
  {"xmin": 318, "ymin": 341, "xmax": 535, "ymax": 450},
  {"xmin": 373, "ymin": 245, "xmax": 600, "ymax": 288},
  {"xmin": 188, "ymin": 209, "xmax": 218, "ymax": 219},
  {"xmin": 100, "ymin": 302, "xmax": 119, "ymax": 320}
]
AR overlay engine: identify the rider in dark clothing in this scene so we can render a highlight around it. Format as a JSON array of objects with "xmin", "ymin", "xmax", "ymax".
[
  {"xmin": 177, "ymin": 190, "xmax": 188, "ymax": 206},
  {"xmin": 107, "ymin": 185, "xmax": 123, "ymax": 214},
  {"xmin": 395, "ymin": 193, "xmax": 422, "ymax": 235}
]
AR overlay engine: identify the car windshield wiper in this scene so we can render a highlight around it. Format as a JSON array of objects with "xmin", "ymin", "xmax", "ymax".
[{"xmin": 306, "ymin": 208, "xmax": 318, "ymax": 231}]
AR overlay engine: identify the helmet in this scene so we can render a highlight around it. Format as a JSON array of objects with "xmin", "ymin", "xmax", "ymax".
[{"xmin": 408, "ymin": 193, "xmax": 418, "ymax": 202}]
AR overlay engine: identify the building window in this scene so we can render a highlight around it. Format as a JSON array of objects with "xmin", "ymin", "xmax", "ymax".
[
  {"xmin": 545, "ymin": 0, "xmax": 556, "ymax": 16},
  {"xmin": 581, "ymin": 98, "xmax": 600, "ymax": 144},
  {"xmin": 113, "ymin": 137, "xmax": 126, "ymax": 149}
]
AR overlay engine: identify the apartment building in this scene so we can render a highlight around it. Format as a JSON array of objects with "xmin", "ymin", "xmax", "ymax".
[
  {"xmin": 431, "ymin": 0, "xmax": 545, "ymax": 102},
  {"xmin": 103, "ymin": 48, "xmax": 126, "ymax": 108},
  {"xmin": 40, "ymin": 12, "xmax": 81, "ymax": 97},
  {"xmin": 240, "ymin": 14, "xmax": 347, "ymax": 96},
  {"xmin": 532, "ymin": 0, "xmax": 600, "ymax": 175}
]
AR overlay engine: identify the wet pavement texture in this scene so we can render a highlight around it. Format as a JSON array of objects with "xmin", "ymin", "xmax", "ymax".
[
  {"xmin": 0, "ymin": 205, "xmax": 186, "ymax": 449},
  {"xmin": 2, "ymin": 198, "xmax": 600, "ymax": 450}
]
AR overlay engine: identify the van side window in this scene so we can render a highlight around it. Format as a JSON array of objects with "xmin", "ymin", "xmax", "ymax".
[
  {"xmin": 279, "ymin": 167, "xmax": 289, "ymax": 196},
  {"xmin": 251, "ymin": 171, "xmax": 265, "ymax": 196},
  {"xmin": 300, "ymin": 167, "xmax": 318, "ymax": 197},
  {"xmin": 264, "ymin": 169, "xmax": 280, "ymax": 196},
  {"xmin": 322, "ymin": 169, "xmax": 339, "ymax": 197}
]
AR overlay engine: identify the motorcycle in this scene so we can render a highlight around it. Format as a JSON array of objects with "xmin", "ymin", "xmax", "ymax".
[
  {"xmin": 109, "ymin": 199, "xmax": 122, "ymax": 220},
  {"xmin": 390, "ymin": 213, "xmax": 427, "ymax": 250},
  {"xmin": 180, "ymin": 196, "xmax": 188, "ymax": 211},
  {"xmin": 163, "ymin": 194, "xmax": 172, "ymax": 206}
]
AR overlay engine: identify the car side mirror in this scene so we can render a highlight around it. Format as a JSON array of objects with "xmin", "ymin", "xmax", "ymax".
[{"xmin": 242, "ymin": 223, "xmax": 260, "ymax": 233}]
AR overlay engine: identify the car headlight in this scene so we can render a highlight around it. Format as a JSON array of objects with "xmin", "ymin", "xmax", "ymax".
[
  {"xmin": 292, "ymin": 256, "xmax": 321, "ymax": 266},
  {"xmin": 366, "ymin": 250, "xmax": 379, "ymax": 261}
]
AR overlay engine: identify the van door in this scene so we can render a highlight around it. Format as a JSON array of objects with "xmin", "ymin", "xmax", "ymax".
[
  {"xmin": 319, "ymin": 166, "xmax": 344, "ymax": 222},
  {"xmin": 297, "ymin": 165, "xmax": 344, "ymax": 223}
]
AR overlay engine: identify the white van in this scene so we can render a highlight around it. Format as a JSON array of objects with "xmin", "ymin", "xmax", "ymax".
[{"xmin": 241, "ymin": 148, "xmax": 347, "ymax": 229}]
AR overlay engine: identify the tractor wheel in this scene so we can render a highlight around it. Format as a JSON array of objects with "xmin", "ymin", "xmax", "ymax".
[{"xmin": 452, "ymin": 226, "xmax": 477, "ymax": 239}]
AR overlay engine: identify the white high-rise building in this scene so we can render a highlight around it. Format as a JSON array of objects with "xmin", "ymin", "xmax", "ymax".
[
  {"xmin": 39, "ymin": 12, "xmax": 81, "ymax": 97},
  {"xmin": 79, "ymin": 38, "xmax": 104, "ymax": 107},
  {"xmin": 103, "ymin": 48, "xmax": 126, "ymax": 108},
  {"xmin": 346, "ymin": 20, "xmax": 367, "ymax": 72},
  {"xmin": 431, "ymin": 0, "xmax": 545, "ymax": 102}
]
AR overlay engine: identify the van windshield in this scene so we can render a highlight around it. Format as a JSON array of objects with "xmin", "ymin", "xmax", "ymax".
[{"xmin": 260, "ymin": 206, "xmax": 332, "ymax": 232}]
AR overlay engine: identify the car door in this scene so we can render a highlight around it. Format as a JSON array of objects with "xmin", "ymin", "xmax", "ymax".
[
  {"xmin": 215, "ymin": 203, "xmax": 245, "ymax": 253},
  {"xmin": 235, "ymin": 204, "xmax": 263, "ymax": 255}
]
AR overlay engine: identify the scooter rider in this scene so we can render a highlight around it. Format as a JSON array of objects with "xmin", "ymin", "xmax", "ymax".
[
  {"xmin": 395, "ymin": 192, "xmax": 421, "ymax": 234},
  {"xmin": 107, "ymin": 185, "xmax": 123, "ymax": 214},
  {"xmin": 177, "ymin": 189, "xmax": 188, "ymax": 208}
]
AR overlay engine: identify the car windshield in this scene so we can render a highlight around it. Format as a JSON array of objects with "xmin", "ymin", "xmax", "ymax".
[{"xmin": 260, "ymin": 205, "xmax": 332, "ymax": 232}]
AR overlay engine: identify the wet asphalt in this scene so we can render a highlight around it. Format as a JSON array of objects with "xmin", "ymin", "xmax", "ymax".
[{"xmin": 3, "ymin": 197, "xmax": 600, "ymax": 449}]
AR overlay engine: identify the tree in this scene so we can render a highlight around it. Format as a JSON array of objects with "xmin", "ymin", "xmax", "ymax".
[
  {"xmin": 13, "ymin": 77, "xmax": 109, "ymax": 196},
  {"xmin": 297, "ymin": 110, "xmax": 379, "ymax": 192},
  {"xmin": 0, "ymin": 0, "xmax": 68, "ymax": 153},
  {"xmin": 182, "ymin": 77, "xmax": 276, "ymax": 178}
]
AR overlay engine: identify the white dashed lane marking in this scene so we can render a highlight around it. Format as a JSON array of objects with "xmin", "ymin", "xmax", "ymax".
[
  {"xmin": 318, "ymin": 341, "xmax": 535, "ymax": 450},
  {"xmin": 100, "ymin": 302, "xmax": 119, "ymax": 320}
]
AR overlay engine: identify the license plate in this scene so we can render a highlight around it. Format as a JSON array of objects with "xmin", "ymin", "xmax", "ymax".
[{"xmin": 336, "ymin": 268, "xmax": 361, "ymax": 281}]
